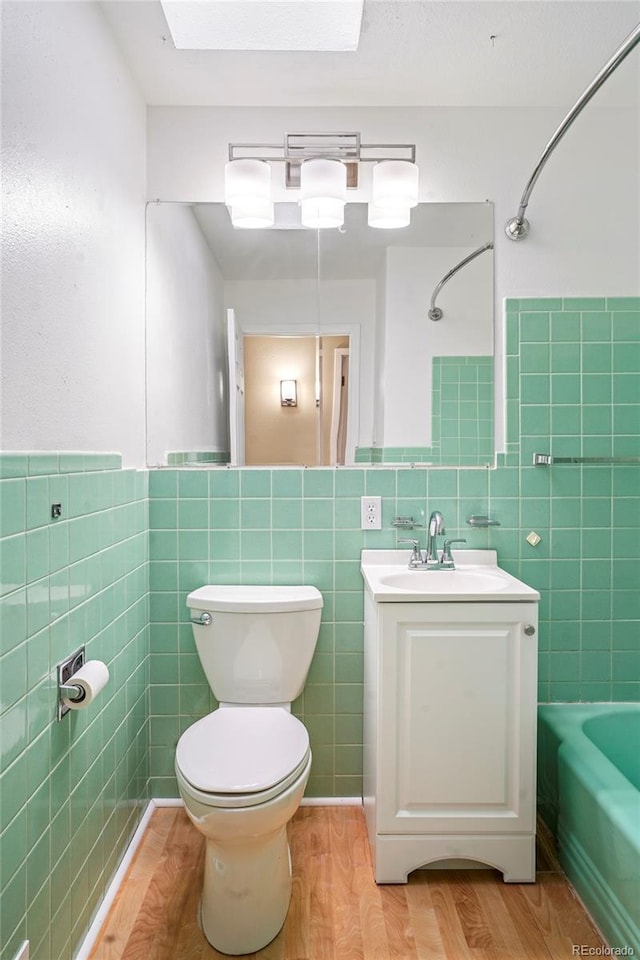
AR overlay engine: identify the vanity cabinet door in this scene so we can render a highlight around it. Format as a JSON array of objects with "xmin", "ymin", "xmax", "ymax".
[{"xmin": 376, "ymin": 602, "xmax": 538, "ymax": 836}]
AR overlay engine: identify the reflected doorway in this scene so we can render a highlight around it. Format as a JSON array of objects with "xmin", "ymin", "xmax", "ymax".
[{"xmin": 230, "ymin": 329, "xmax": 351, "ymax": 466}]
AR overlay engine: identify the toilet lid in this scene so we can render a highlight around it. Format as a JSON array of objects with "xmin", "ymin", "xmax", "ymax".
[{"xmin": 175, "ymin": 708, "xmax": 310, "ymax": 795}]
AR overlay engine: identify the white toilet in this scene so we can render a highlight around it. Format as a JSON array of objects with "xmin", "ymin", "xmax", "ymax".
[{"xmin": 175, "ymin": 584, "xmax": 323, "ymax": 955}]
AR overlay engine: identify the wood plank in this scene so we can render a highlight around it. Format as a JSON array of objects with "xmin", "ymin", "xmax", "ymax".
[
  {"xmin": 89, "ymin": 809, "xmax": 179, "ymax": 960},
  {"xmin": 92, "ymin": 808, "xmax": 609, "ymax": 960}
]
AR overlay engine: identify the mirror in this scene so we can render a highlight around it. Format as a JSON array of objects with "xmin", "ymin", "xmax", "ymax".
[{"xmin": 145, "ymin": 201, "xmax": 494, "ymax": 467}]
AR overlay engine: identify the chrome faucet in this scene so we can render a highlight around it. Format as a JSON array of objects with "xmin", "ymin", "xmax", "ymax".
[
  {"xmin": 425, "ymin": 510, "xmax": 445, "ymax": 564},
  {"xmin": 400, "ymin": 512, "xmax": 467, "ymax": 570}
]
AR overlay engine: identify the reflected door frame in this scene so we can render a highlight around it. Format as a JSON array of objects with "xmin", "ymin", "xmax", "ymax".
[{"xmin": 238, "ymin": 320, "xmax": 360, "ymax": 466}]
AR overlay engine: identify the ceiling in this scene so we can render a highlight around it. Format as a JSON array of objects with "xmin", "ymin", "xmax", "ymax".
[
  {"xmin": 190, "ymin": 201, "xmax": 493, "ymax": 280},
  {"xmin": 103, "ymin": 1, "xmax": 640, "ymax": 108}
]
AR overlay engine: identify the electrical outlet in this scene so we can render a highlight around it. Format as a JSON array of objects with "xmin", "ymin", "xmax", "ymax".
[{"xmin": 361, "ymin": 496, "xmax": 382, "ymax": 530}]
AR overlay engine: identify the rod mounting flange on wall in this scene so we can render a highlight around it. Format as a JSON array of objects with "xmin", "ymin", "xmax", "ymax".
[
  {"xmin": 504, "ymin": 216, "xmax": 530, "ymax": 241},
  {"xmin": 505, "ymin": 23, "xmax": 640, "ymax": 241}
]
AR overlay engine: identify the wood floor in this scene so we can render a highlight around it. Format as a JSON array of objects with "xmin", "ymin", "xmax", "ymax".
[{"xmin": 89, "ymin": 806, "xmax": 607, "ymax": 960}]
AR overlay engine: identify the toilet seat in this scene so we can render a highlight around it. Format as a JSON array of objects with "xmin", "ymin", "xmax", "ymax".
[{"xmin": 175, "ymin": 707, "xmax": 311, "ymax": 809}]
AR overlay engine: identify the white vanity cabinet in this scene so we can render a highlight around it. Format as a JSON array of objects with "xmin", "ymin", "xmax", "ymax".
[{"xmin": 362, "ymin": 553, "xmax": 539, "ymax": 884}]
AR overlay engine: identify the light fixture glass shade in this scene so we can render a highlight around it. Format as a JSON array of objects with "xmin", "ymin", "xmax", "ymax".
[
  {"xmin": 367, "ymin": 203, "xmax": 411, "ymax": 229},
  {"xmin": 300, "ymin": 158, "xmax": 347, "ymax": 228},
  {"xmin": 372, "ymin": 160, "xmax": 419, "ymax": 210},
  {"xmin": 229, "ymin": 200, "xmax": 274, "ymax": 229},
  {"xmin": 224, "ymin": 158, "xmax": 271, "ymax": 207},
  {"xmin": 280, "ymin": 379, "xmax": 297, "ymax": 406}
]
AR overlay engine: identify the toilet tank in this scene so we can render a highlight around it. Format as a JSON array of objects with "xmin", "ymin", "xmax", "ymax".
[{"xmin": 187, "ymin": 585, "xmax": 323, "ymax": 704}]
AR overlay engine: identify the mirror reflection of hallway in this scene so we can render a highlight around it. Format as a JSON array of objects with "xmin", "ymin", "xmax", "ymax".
[{"xmin": 241, "ymin": 334, "xmax": 350, "ymax": 466}]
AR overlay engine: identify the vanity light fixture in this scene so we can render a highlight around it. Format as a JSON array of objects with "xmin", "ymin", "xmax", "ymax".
[
  {"xmin": 280, "ymin": 380, "xmax": 298, "ymax": 407},
  {"xmin": 224, "ymin": 133, "xmax": 418, "ymax": 229}
]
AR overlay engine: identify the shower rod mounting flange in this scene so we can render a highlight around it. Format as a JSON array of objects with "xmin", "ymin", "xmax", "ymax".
[{"xmin": 504, "ymin": 217, "xmax": 530, "ymax": 241}]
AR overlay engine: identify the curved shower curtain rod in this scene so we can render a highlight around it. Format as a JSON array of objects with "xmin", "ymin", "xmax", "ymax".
[
  {"xmin": 505, "ymin": 22, "xmax": 640, "ymax": 240},
  {"xmin": 428, "ymin": 241, "xmax": 494, "ymax": 321}
]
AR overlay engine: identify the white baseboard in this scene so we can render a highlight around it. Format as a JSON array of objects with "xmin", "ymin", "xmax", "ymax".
[
  {"xmin": 154, "ymin": 796, "xmax": 363, "ymax": 808},
  {"xmin": 302, "ymin": 796, "xmax": 363, "ymax": 806}
]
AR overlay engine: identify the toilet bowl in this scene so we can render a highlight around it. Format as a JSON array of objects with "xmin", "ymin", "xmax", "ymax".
[{"xmin": 175, "ymin": 585, "xmax": 322, "ymax": 955}]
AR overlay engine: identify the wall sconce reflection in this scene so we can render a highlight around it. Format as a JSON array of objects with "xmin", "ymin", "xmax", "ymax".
[{"xmin": 280, "ymin": 379, "xmax": 298, "ymax": 407}]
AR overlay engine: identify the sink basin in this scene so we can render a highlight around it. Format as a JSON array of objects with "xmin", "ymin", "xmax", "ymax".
[
  {"xmin": 378, "ymin": 568, "xmax": 509, "ymax": 593},
  {"xmin": 361, "ymin": 549, "xmax": 540, "ymax": 602}
]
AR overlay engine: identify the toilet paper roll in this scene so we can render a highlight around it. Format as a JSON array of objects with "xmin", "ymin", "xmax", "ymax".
[{"xmin": 63, "ymin": 660, "xmax": 110, "ymax": 710}]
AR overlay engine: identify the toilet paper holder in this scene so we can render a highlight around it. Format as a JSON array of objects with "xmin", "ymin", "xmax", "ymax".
[{"xmin": 57, "ymin": 646, "xmax": 86, "ymax": 720}]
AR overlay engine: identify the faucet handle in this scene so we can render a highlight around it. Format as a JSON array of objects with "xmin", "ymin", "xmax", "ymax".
[
  {"xmin": 398, "ymin": 538, "xmax": 423, "ymax": 564},
  {"xmin": 441, "ymin": 538, "xmax": 467, "ymax": 566}
]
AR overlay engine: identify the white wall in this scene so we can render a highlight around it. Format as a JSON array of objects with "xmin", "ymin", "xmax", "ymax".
[
  {"xmin": 147, "ymin": 105, "xmax": 640, "ymax": 297},
  {"xmin": 0, "ymin": 2, "xmax": 147, "ymax": 466},
  {"xmin": 383, "ymin": 246, "xmax": 493, "ymax": 448},
  {"xmin": 146, "ymin": 203, "xmax": 228, "ymax": 464}
]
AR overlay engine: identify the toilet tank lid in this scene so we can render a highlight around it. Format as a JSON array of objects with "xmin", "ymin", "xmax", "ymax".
[{"xmin": 187, "ymin": 584, "xmax": 323, "ymax": 613}]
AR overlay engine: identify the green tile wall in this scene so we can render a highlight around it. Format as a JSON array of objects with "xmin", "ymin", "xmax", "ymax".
[
  {"xmin": 148, "ymin": 296, "xmax": 639, "ymax": 800},
  {"xmin": 0, "ymin": 457, "xmax": 150, "ymax": 960},
  {"xmin": 147, "ymin": 465, "xmax": 495, "ymax": 799},
  {"xmin": 1, "ymin": 298, "xmax": 638, "ymax": 958},
  {"xmin": 505, "ymin": 296, "xmax": 640, "ymax": 702},
  {"xmin": 431, "ymin": 356, "xmax": 494, "ymax": 465}
]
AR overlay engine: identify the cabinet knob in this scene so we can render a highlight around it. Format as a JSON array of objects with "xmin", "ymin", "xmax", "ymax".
[{"xmin": 524, "ymin": 624, "xmax": 536, "ymax": 636}]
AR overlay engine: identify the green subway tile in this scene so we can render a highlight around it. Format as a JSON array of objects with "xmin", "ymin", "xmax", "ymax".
[
  {"xmin": 1, "ymin": 479, "xmax": 26, "ymax": 537},
  {"xmin": 611, "ymin": 312, "xmax": 640, "ymax": 340},
  {"xmin": 178, "ymin": 470, "xmax": 208, "ymax": 498},
  {"xmin": 613, "ymin": 342, "xmax": 640, "ymax": 373},
  {"xmin": 519, "ymin": 312, "xmax": 550, "ymax": 341},
  {"xmin": 26, "ymin": 528, "xmax": 49, "ymax": 584},
  {"xmin": 149, "ymin": 470, "xmax": 178, "ymax": 497},
  {"xmin": 272, "ymin": 470, "xmax": 303, "ymax": 498},
  {"xmin": 519, "ymin": 298, "xmax": 563, "ymax": 311},
  {"xmin": 240, "ymin": 470, "xmax": 272, "ymax": 498},
  {"xmin": 550, "ymin": 406, "xmax": 581, "ymax": 435},
  {"xmin": 303, "ymin": 499, "xmax": 333, "ymax": 529},
  {"xmin": 550, "ymin": 311, "xmax": 580, "ymax": 342},
  {"xmin": 521, "ymin": 375, "xmax": 550, "ymax": 404},
  {"xmin": 333, "ymin": 498, "xmax": 360, "ymax": 530},
  {"xmin": 335, "ymin": 683, "xmax": 363, "ymax": 714},
  {"xmin": 521, "ymin": 406, "xmax": 550, "ymax": 437},
  {"xmin": 550, "ymin": 374, "xmax": 580, "ymax": 404},
  {"xmin": 239, "ymin": 530, "xmax": 271, "ymax": 561},
  {"xmin": 520, "ymin": 343, "xmax": 549, "ymax": 374},
  {"xmin": 334, "ymin": 470, "xmax": 365, "ymax": 497},
  {"xmin": 27, "ymin": 454, "xmax": 59, "ymax": 476},
  {"xmin": 549, "ymin": 343, "xmax": 580, "ymax": 373},
  {"xmin": 0, "ymin": 455, "xmax": 29, "ymax": 479},
  {"xmin": 240, "ymin": 499, "xmax": 271, "ymax": 529},
  {"xmin": 1, "ymin": 534, "xmax": 26, "ymax": 598},
  {"xmin": 582, "ymin": 343, "xmax": 612, "ymax": 373},
  {"xmin": 210, "ymin": 470, "xmax": 240, "ymax": 498},
  {"xmin": 303, "ymin": 470, "xmax": 334, "ymax": 498},
  {"xmin": 581, "ymin": 311, "xmax": 611, "ymax": 341},
  {"xmin": 613, "ymin": 405, "xmax": 640, "ymax": 435},
  {"xmin": 178, "ymin": 499, "xmax": 208, "ymax": 529},
  {"xmin": 149, "ymin": 498, "xmax": 177, "ymax": 529},
  {"xmin": 563, "ymin": 297, "xmax": 606, "ymax": 311}
]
